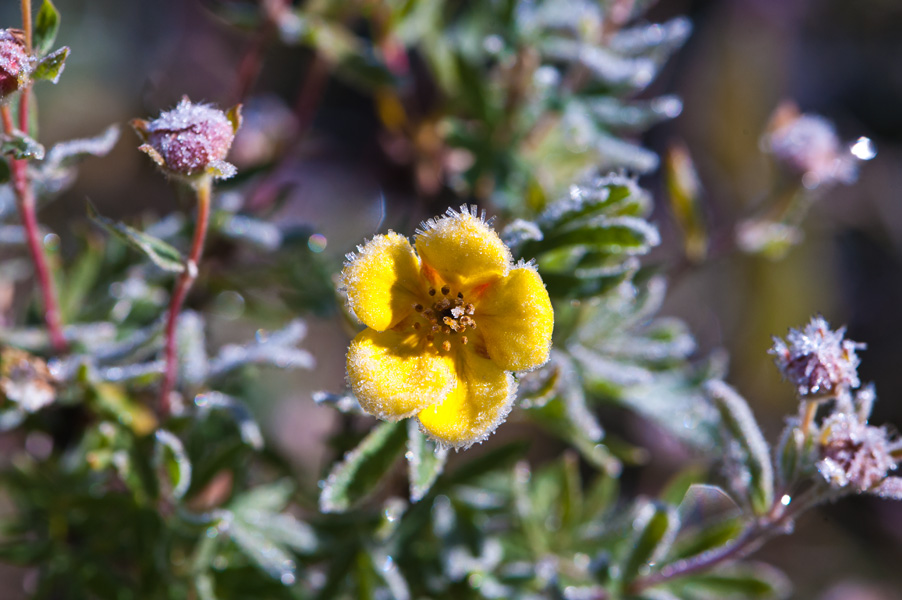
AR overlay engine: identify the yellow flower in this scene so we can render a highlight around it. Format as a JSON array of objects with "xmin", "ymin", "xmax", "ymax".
[{"xmin": 342, "ymin": 206, "xmax": 554, "ymax": 448}]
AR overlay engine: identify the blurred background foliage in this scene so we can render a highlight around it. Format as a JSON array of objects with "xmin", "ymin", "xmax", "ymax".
[{"xmin": 0, "ymin": 0, "xmax": 902, "ymax": 598}]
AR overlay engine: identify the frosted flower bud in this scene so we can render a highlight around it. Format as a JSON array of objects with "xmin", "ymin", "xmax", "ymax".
[
  {"xmin": 763, "ymin": 102, "xmax": 858, "ymax": 189},
  {"xmin": 0, "ymin": 348, "xmax": 56, "ymax": 413},
  {"xmin": 770, "ymin": 316, "xmax": 864, "ymax": 397},
  {"xmin": 132, "ymin": 97, "xmax": 241, "ymax": 180},
  {"xmin": 817, "ymin": 411, "xmax": 896, "ymax": 492},
  {"xmin": 0, "ymin": 30, "xmax": 28, "ymax": 99}
]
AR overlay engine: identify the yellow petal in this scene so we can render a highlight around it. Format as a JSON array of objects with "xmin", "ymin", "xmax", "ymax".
[
  {"xmin": 341, "ymin": 232, "xmax": 424, "ymax": 331},
  {"xmin": 416, "ymin": 349, "xmax": 516, "ymax": 448},
  {"xmin": 347, "ymin": 328, "xmax": 455, "ymax": 420},
  {"xmin": 477, "ymin": 266, "xmax": 554, "ymax": 371},
  {"xmin": 415, "ymin": 207, "xmax": 511, "ymax": 290}
]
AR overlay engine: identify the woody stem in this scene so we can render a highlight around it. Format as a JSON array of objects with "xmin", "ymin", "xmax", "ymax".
[{"xmin": 159, "ymin": 177, "xmax": 212, "ymax": 417}]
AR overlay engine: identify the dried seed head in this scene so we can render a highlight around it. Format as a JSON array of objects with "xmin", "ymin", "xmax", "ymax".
[
  {"xmin": 0, "ymin": 30, "xmax": 28, "ymax": 99},
  {"xmin": 133, "ymin": 97, "xmax": 241, "ymax": 180},
  {"xmin": 770, "ymin": 316, "xmax": 864, "ymax": 398}
]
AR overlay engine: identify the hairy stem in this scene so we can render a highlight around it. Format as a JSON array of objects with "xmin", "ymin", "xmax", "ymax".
[
  {"xmin": 159, "ymin": 177, "xmax": 212, "ymax": 416},
  {"xmin": 2, "ymin": 102, "xmax": 67, "ymax": 352},
  {"xmin": 628, "ymin": 487, "xmax": 828, "ymax": 595}
]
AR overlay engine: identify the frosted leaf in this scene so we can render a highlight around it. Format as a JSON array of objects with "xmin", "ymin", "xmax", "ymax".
[
  {"xmin": 195, "ymin": 391, "xmax": 264, "ymax": 450},
  {"xmin": 209, "ymin": 319, "xmax": 313, "ymax": 378}
]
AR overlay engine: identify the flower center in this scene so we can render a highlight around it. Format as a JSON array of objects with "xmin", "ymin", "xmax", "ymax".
[{"xmin": 411, "ymin": 285, "xmax": 477, "ymax": 353}]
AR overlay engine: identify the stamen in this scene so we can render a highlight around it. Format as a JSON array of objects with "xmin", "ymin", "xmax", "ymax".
[
  {"xmin": 429, "ymin": 289, "xmax": 436, "ymax": 296},
  {"xmin": 443, "ymin": 326, "xmax": 451, "ymax": 334},
  {"xmin": 461, "ymin": 336, "xmax": 468, "ymax": 345},
  {"xmin": 441, "ymin": 285, "xmax": 450, "ymax": 295},
  {"xmin": 441, "ymin": 340, "xmax": 451, "ymax": 352},
  {"xmin": 465, "ymin": 304, "xmax": 475, "ymax": 315},
  {"xmin": 426, "ymin": 333, "xmax": 434, "ymax": 342},
  {"xmin": 458, "ymin": 292, "xmax": 463, "ymax": 299},
  {"xmin": 413, "ymin": 322, "xmax": 421, "ymax": 330},
  {"xmin": 414, "ymin": 304, "xmax": 423, "ymax": 312}
]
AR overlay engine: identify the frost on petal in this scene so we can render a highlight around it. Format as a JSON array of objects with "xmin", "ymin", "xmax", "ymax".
[
  {"xmin": 347, "ymin": 328, "xmax": 456, "ymax": 420},
  {"xmin": 478, "ymin": 265, "xmax": 554, "ymax": 372},
  {"xmin": 874, "ymin": 477, "xmax": 902, "ymax": 500},
  {"xmin": 416, "ymin": 349, "xmax": 516, "ymax": 449},
  {"xmin": 415, "ymin": 206, "xmax": 512, "ymax": 291},
  {"xmin": 341, "ymin": 232, "xmax": 424, "ymax": 331}
]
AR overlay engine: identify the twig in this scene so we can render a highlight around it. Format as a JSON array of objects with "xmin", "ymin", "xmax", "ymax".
[{"xmin": 159, "ymin": 177, "xmax": 212, "ymax": 416}]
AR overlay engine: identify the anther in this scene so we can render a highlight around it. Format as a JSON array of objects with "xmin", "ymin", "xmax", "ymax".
[
  {"xmin": 441, "ymin": 285, "xmax": 450, "ymax": 295},
  {"xmin": 426, "ymin": 334, "xmax": 434, "ymax": 342},
  {"xmin": 458, "ymin": 292, "xmax": 463, "ymax": 299},
  {"xmin": 461, "ymin": 336, "xmax": 468, "ymax": 345},
  {"xmin": 429, "ymin": 289, "xmax": 436, "ymax": 296},
  {"xmin": 443, "ymin": 326, "xmax": 451, "ymax": 334},
  {"xmin": 441, "ymin": 340, "xmax": 451, "ymax": 352},
  {"xmin": 465, "ymin": 304, "xmax": 475, "ymax": 315},
  {"xmin": 413, "ymin": 322, "xmax": 421, "ymax": 330},
  {"xmin": 414, "ymin": 304, "xmax": 423, "ymax": 312}
]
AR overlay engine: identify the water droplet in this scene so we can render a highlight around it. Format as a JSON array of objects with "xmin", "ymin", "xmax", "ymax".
[
  {"xmin": 307, "ymin": 233, "xmax": 327, "ymax": 253},
  {"xmin": 381, "ymin": 555, "xmax": 395, "ymax": 572},
  {"xmin": 405, "ymin": 450, "xmax": 414, "ymax": 461},
  {"xmin": 43, "ymin": 233, "xmax": 60, "ymax": 250},
  {"xmin": 780, "ymin": 494, "xmax": 792, "ymax": 506},
  {"xmin": 483, "ymin": 34, "xmax": 504, "ymax": 54},
  {"xmin": 280, "ymin": 571, "xmax": 296, "ymax": 585},
  {"xmin": 850, "ymin": 136, "xmax": 876, "ymax": 161}
]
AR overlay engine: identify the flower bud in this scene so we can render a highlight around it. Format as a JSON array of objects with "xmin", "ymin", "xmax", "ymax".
[
  {"xmin": 763, "ymin": 102, "xmax": 857, "ymax": 189},
  {"xmin": 0, "ymin": 29, "xmax": 29, "ymax": 99},
  {"xmin": 817, "ymin": 411, "xmax": 896, "ymax": 492},
  {"xmin": 132, "ymin": 97, "xmax": 241, "ymax": 181},
  {"xmin": 770, "ymin": 316, "xmax": 864, "ymax": 398}
]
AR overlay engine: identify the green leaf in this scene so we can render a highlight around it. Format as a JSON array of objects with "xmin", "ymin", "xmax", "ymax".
[
  {"xmin": 154, "ymin": 430, "xmax": 192, "ymax": 501},
  {"xmin": 541, "ymin": 268, "xmax": 634, "ymax": 300},
  {"xmin": 319, "ymin": 421, "xmax": 407, "ymax": 513},
  {"xmin": 33, "ymin": 0, "xmax": 61, "ymax": 55},
  {"xmin": 234, "ymin": 510, "xmax": 317, "ymax": 555},
  {"xmin": 407, "ymin": 420, "xmax": 448, "ymax": 502},
  {"xmin": 227, "ymin": 518, "xmax": 297, "ymax": 584},
  {"xmin": 540, "ymin": 216, "xmax": 660, "ymax": 255},
  {"xmin": 0, "ymin": 157, "xmax": 10, "ymax": 183},
  {"xmin": 706, "ymin": 381, "xmax": 774, "ymax": 516},
  {"xmin": 31, "ymin": 46, "xmax": 70, "ymax": 84},
  {"xmin": 87, "ymin": 202, "xmax": 185, "ymax": 273},
  {"xmin": 620, "ymin": 501, "xmax": 680, "ymax": 585},
  {"xmin": 1, "ymin": 131, "xmax": 45, "ymax": 160},
  {"xmin": 230, "ymin": 479, "xmax": 294, "ymax": 514},
  {"xmin": 674, "ymin": 562, "xmax": 791, "ymax": 599}
]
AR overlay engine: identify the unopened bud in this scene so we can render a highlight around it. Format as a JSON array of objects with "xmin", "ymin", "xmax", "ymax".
[
  {"xmin": 770, "ymin": 316, "xmax": 864, "ymax": 398},
  {"xmin": 132, "ymin": 97, "xmax": 241, "ymax": 180},
  {"xmin": 0, "ymin": 30, "xmax": 28, "ymax": 99}
]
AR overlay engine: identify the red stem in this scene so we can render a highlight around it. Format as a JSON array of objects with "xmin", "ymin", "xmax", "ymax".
[
  {"xmin": 159, "ymin": 178, "xmax": 212, "ymax": 416},
  {"xmin": 2, "ymin": 102, "xmax": 67, "ymax": 352}
]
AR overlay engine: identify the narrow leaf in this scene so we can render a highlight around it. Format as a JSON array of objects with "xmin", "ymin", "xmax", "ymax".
[
  {"xmin": 319, "ymin": 421, "xmax": 407, "ymax": 513},
  {"xmin": 620, "ymin": 501, "xmax": 680, "ymax": 584},
  {"xmin": 1, "ymin": 131, "xmax": 45, "ymax": 160},
  {"xmin": 88, "ymin": 202, "xmax": 185, "ymax": 272},
  {"xmin": 235, "ymin": 509, "xmax": 317, "ymax": 554},
  {"xmin": 707, "ymin": 381, "xmax": 774, "ymax": 515},
  {"xmin": 676, "ymin": 562, "xmax": 791, "ymax": 599},
  {"xmin": 33, "ymin": 0, "xmax": 61, "ymax": 55},
  {"xmin": 31, "ymin": 46, "xmax": 70, "ymax": 84},
  {"xmin": 154, "ymin": 429, "xmax": 192, "ymax": 500},
  {"xmin": 227, "ymin": 518, "xmax": 297, "ymax": 584},
  {"xmin": 407, "ymin": 420, "xmax": 448, "ymax": 502}
]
